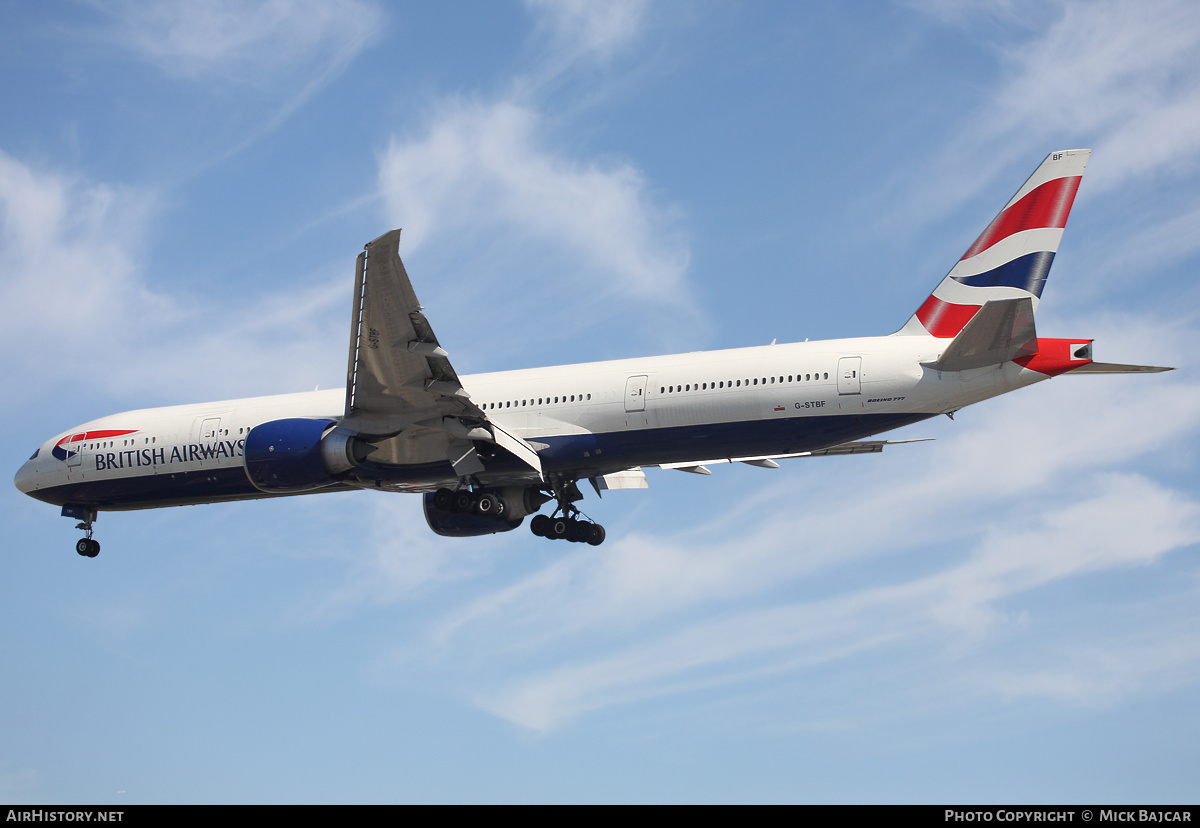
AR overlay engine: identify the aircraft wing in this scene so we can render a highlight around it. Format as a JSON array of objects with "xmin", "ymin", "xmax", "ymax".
[{"xmin": 340, "ymin": 230, "xmax": 542, "ymax": 478}]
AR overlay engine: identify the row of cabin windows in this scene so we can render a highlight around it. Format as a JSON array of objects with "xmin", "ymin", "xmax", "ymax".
[
  {"xmin": 81, "ymin": 426, "xmax": 249, "ymax": 452},
  {"xmin": 660, "ymin": 372, "xmax": 830, "ymax": 395},
  {"xmin": 485, "ymin": 393, "xmax": 592, "ymax": 411}
]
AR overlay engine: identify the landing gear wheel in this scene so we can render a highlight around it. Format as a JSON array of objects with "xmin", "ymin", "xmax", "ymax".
[
  {"xmin": 567, "ymin": 519, "xmax": 592, "ymax": 543},
  {"xmin": 475, "ymin": 493, "xmax": 496, "ymax": 516},
  {"xmin": 453, "ymin": 491, "xmax": 476, "ymax": 513},
  {"xmin": 76, "ymin": 538, "xmax": 99, "ymax": 557},
  {"xmin": 549, "ymin": 517, "xmax": 570, "ymax": 540},
  {"xmin": 587, "ymin": 524, "xmax": 606, "ymax": 546},
  {"xmin": 530, "ymin": 514, "xmax": 550, "ymax": 537},
  {"xmin": 433, "ymin": 488, "xmax": 454, "ymax": 511}
]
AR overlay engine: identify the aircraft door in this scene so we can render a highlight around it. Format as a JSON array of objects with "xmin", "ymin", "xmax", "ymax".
[
  {"xmin": 198, "ymin": 418, "xmax": 222, "ymax": 441},
  {"xmin": 66, "ymin": 433, "xmax": 85, "ymax": 468},
  {"xmin": 190, "ymin": 417, "xmax": 224, "ymax": 466},
  {"xmin": 624, "ymin": 375, "xmax": 648, "ymax": 412},
  {"xmin": 837, "ymin": 357, "xmax": 862, "ymax": 395}
]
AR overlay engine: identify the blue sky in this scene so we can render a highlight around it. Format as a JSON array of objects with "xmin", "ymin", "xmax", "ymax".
[{"xmin": 3, "ymin": 0, "xmax": 1199, "ymax": 804}]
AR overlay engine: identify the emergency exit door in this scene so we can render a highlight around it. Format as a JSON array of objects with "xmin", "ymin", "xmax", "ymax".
[{"xmin": 837, "ymin": 357, "xmax": 862, "ymax": 395}]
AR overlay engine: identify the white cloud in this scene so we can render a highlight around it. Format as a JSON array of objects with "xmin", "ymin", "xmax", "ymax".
[
  {"xmin": 399, "ymin": 360, "xmax": 1200, "ymax": 732},
  {"xmin": 0, "ymin": 151, "xmax": 156, "ymax": 393},
  {"xmin": 987, "ymin": 0, "xmax": 1200, "ymax": 193},
  {"xmin": 476, "ymin": 471, "xmax": 1200, "ymax": 732},
  {"xmin": 0, "ymin": 768, "xmax": 41, "ymax": 806},
  {"xmin": 982, "ymin": 617, "xmax": 1200, "ymax": 706},
  {"xmin": 0, "ymin": 150, "xmax": 349, "ymax": 403},
  {"xmin": 95, "ymin": 0, "xmax": 382, "ymax": 86},
  {"xmin": 525, "ymin": 0, "xmax": 648, "ymax": 65},
  {"xmin": 304, "ymin": 494, "xmax": 497, "ymax": 620},
  {"xmin": 377, "ymin": 99, "xmax": 696, "ymax": 347},
  {"xmin": 897, "ymin": 0, "xmax": 1200, "ymax": 233}
]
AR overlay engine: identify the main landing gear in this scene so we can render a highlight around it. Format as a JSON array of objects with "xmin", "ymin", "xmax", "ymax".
[
  {"xmin": 431, "ymin": 486, "xmax": 512, "ymax": 519},
  {"xmin": 529, "ymin": 513, "xmax": 606, "ymax": 545},
  {"xmin": 529, "ymin": 477, "xmax": 606, "ymax": 545},
  {"xmin": 63, "ymin": 504, "xmax": 99, "ymax": 558}
]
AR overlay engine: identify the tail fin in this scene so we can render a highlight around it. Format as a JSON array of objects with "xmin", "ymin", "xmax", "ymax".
[{"xmin": 895, "ymin": 149, "xmax": 1091, "ymax": 337}]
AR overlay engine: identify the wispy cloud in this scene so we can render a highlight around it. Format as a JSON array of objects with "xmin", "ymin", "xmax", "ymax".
[
  {"xmin": 86, "ymin": 0, "xmax": 383, "ymax": 162},
  {"xmin": 985, "ymin": 0, "xmax": 1200, "ymax": 193},
  {"xmin": 0, "ymin": 150, "xmax": 156, "ymax": 396},
  {"xmin": 377, "ymin": 99, "xmax": 696, "ymax": 355},
  {"xmin": 525, "ymin": 0, "xmax": 648, "ymax": 67},
  {"xmin": 304, "ymin": 494, "xmax": 497, "ymax": 621},
  {"xmin": 897, "ymin": 0, "xmax": 1200, "ymax": 232},
  {"xmin": 378, "ymin": 361, "xmax": 1200, "ymax": 732},
  {"xmin": 93, "ymin": 0, "xmax": 382, "ymax": 86},
  {"xmin": 0, "ymin": 150, "xmax": 348, "ymax": 404}
]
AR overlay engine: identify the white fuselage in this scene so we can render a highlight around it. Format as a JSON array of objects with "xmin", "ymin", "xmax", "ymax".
[{"xmin": 15, "ymin": 333, "xmax": 1046, "ymax": 511}]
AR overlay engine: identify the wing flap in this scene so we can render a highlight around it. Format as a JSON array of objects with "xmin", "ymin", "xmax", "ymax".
[{"xmin": 655, "ymin": 439, "xmax": 933, "ymax": 471}]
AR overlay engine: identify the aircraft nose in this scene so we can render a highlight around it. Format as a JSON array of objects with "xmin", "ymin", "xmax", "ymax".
[{"xmin": 14, "ymin": 459, "xmax": 36, "ymax": 495}]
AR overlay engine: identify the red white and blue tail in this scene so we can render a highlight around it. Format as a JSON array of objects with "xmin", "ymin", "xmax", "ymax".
[{"xmin": 895, "ymin": 149, "xmax": 1091, "ymax": 337}]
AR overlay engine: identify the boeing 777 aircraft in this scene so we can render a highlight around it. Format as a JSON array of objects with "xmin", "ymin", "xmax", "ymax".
[{"xmin": 14, "ymin": 149, "xmax": 1170, "ymax": 556}]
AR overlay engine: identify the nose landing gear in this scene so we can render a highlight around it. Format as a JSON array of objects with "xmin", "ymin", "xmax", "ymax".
[{"xmin": 63, "ymin": 504, "xmax": 99, "ymax": 558}]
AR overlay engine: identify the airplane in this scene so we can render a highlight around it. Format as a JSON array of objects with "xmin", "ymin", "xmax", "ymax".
[{"xmin": 14, "ymin": 149, "xmax": 1172, "ymax": 557}]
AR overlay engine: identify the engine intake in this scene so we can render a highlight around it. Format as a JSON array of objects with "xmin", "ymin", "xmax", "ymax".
[{"xmin": 245, "ymin": 419, "xmax": 372, "ymax": 493}]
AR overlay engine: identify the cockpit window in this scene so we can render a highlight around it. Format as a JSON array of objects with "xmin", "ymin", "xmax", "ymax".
[{"xmin": 29, "ymin": 448, "xmax": 39, "ymax": 460}]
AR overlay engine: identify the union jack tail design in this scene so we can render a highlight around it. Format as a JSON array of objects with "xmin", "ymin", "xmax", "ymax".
[{"xmin": 895, "ymin": 149, "xmax": 1091, "ymax": 338}]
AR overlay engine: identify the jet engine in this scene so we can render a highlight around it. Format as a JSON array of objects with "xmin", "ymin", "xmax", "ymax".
[
  {"xmin": 423, "ymin": 492, "xmax": 524, "ymax": 537},
  {"xmin": 244, "ymin": 418, "xmax": 373, "ymax": 493}
]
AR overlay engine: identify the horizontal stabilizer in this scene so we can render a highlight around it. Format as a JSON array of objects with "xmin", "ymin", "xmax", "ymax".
[
  {"xmin": 1066, "ymin": 362, "xmax": 1174, "ymax": 374},
  {"xmin": 921, "ymin": 297, "xmax": 1037, "ymax": 372}
]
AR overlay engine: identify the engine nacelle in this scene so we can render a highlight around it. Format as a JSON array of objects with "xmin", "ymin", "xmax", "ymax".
[
  {"xmin": 244, "ymin": 418, "xmax": 372, "ymax": 493},
  {"xmin": 423, "ymin": 493, "xmax": 524, "ymax": 537}
]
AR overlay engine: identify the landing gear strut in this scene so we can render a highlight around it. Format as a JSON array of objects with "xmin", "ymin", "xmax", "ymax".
[
  {"xmin": 63, "ymin": 505, "xmax": 99, "ymax": 558},
  {"xmin": 530, "ymin": 477, "xmax": 606, "ymax": 545}
]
